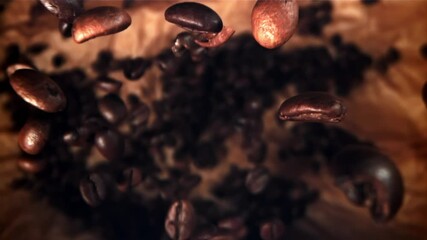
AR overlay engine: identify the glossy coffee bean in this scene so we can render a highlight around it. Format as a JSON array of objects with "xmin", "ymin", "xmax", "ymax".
[
  {"xmin": 251, "ymin": 0, "xmax": 299, "ymax": 49},
  {"xmin": 329, "ymin": 145, "xmax": 404, "ymax": 222},
  {"xmin": 79, "ymin": 173, "xmax": 107, "ymax": 207},
  {"xmin": 39, "ymin": 0, "xmax": 83, "ymax": 23},
  {"xmin": 58, "ymin": 20, "xmax": 73, "ymax": 38},
  {"xmin": 165, "ymin": 200, "xmax": 196, "ymax": 240},
  {"xmin": 72, "ymin": 6, "xmax": 131, "ymax": 43},
  {"xmin": 95, "ymin": 129, "xmax": 125, "ymax": 161},
  {"xmin": 278, "ymin": 92, "xmax": 346, "ymax": 123},
  {"xmin": 123, "ymin": 57, "xmax": 151, "ymax": 80},
  {"xmin": 95, "ymin": 76, "xmax": 122, "ymax": 93},
  {"xmin": 17, "ymin": 157, "xmax": 46, "ymax": 174},
  {"xmin": 260, "ymin": 219, "xmax": 285, "ymax": 240},
  {"xmin": 10, "ymin": 69, "xmax": 67, "ymax": 112},
  {"xmin": 98, "ymin": 94, "xmax": 127, "ymax": 124},
  {"xmin": 18, "ymin": 118, "xmax": 50, "ymax": 155},
  {"xmin": 245, "ymin": 167, "xmax": 270, "ymax": 194},
  {"xmin": 165, "ymin": 2, "xmax": 223, "ymax": 33}
]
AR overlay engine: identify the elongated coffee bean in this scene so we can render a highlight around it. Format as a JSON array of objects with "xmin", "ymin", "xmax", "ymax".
[
  {"xmin": 72, "ymin": 6, "xmax": 131, "ymax": 44},
  {"xmin": 10, "ymin": 69, "xmax": 67, "ymax": 112},
  {"xmin": 18, "ymin": 118, "xmax": 50, "ymax": 155},
  {"xmin": 95, "ymin": 129, "xmax": 124, "ymax": 161},
  {"xmin": 95, "ymin": 76, "xmax": 122, "ymax": 93},
  {"xmin": 39, "ymin": 0, "xmax": 83, "ymax": 23},
  {"xmin": 98, "ymin": 93, "xmax": 127, "ymax": 124},
  {"xmin": 329, "ymin": 146, "xmax": 404, "ymax": 222},
  {"xmin": 278, "ymin": 92, "xmax": 346, "ymax": 123},
  {"xmin": 165, "ymin": 200, "xmax": 196, "ymax": 240},
  {"xmin": 17, "ymin": 157, "xmax": 46, "ymax": 174},
  {"xmin": 80, "ymin": 173, "xmax": 107, "ymax": 207},
  {"xmin": 165, "ymin": 2, "xmax": 223, "ymax": 34},
  {"xmin": 245, "ymin": 167, "xmax": 270, "ymax": 194},
  {"xmin": 251, "ymin": 0, "xmax": 298, "ymax": 49}
]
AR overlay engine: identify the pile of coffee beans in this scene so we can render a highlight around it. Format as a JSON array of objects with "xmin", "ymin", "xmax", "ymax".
[{"xmin": 0, "ymin": 0, "xmax": 413, "ymax": 239}]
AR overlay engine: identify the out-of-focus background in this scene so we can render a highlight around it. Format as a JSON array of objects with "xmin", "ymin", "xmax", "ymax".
[{"xmin": 0, "ymin": 0, "xmax": 427, "ymax": 239}]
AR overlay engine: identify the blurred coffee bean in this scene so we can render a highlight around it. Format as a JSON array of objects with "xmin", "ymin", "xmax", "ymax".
[
  {"xmin": 10, "ymin": 69, "xmax": 67, "ymax": 112},
  {"xmin": 259, "ymin": 219, "xmax": 285, "ymax": 240},
  {"xmin": 95, "ymin": 129, "xmax": 125, "ymax": 161},
  {"xmin": 251, "ymin": 0, "xmax": 298, "ymax": 49},
  {"xmin": 245, "ymin": 167, "xmax": 270, "ymax": 194},
  {"xmin": 123, "ymin": 57, "xmax": 151, "ymax": 80},
  {"xmin": 172, "ymin": 32, "xmax": 196, "ymax": 57},
  {"xmin": 98, "ymin": 93, "xmax": 127, "ymax": 124},
  {"xmin": 218, "ymin": 216, "xmax": 247, "ymax": 239},
  {"xmin": 128, "ymin": 101, "xmax": 150, "ymax": 127},
  {"xmin": 278, "ymin": 92, "xmax": 346, "ymax": 123},
  {"xmin": 17, "ymin": 157, "xmax": 46, "ymax": 174},
  {"xmin": 298, "ymin": 1, "xmax": 332, "ymax": 36},
  {"xmin": 117, "ymin": 167, "xmax": 143, "ymax": 192},
  {"xmin": 361, "ymin": 0, "xmax": 379, "ymax": 5},
  {"xmin": 165, "ymin": 200, "xmax": 196, "ymax": 240},
  {"xmin": 375, "ymin": 47, "xmax": 401, "ymax": 73},
  {"xmin": 195, "ymin": 26, "xmax": 235, "ymax": 48},
  {"xmin": 26, "ymin": 42, "xmax": 48, "ymax": 55},
  {"xmin": 6, "ymin": 63, "xmax": 34, "ymax": 77},
  {"xmin": 421, "ymin": 43, "xmax": 427, "ymax": 59},
  {"xmin": 72, "ymin": 6, "xmax": 131, "ymax": 43},
  {"xmin": 79, "ymin": 172, "xmax": 107, "ymax": 207},
  {"xmin": 18, "ymin": 118, "xmax": 50, "ymax": 155},
  {"xmin": 62, "ymin": 129, "xmax": 79, "ymax": 145},
  {"xmin": 52, "ymin": 53, "xmax": 66, "ymax": 68},
  {"xmin": 422, "ymin": 82, "xmax": 427, "ymax": 108},
  {"xmin": 39, "ymin": 0, "xmax": 83, "ymax": 23},
  {"xmin": 329, "ymin": 145, "xmax": 404, "ymax": 222},
  {"xmin": 165, "ymin": 2, "xmax": 223, "ymax": 33},
  {"xmin": 95, "ymin": 76, "xmax": 122, "ymax": 93},
  {"xmin": 58, "ymin": 20, "xmax": 73, "ymax": 38}
]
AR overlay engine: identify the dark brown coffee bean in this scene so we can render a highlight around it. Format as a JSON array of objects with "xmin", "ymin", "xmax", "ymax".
[
  {"xmin": 123, "ymin": 57, "xmax": 151, "ymax": 80},
  {"xmin": 72, "ymin": 6, "xmax": 131, "ymax": 44},
  {"xmin": 52, "ymin": 53, "xmax": 66, "ymax": 68},
  {"xmin": 329, "ymin": 145, "xmax": 404, "ymax": 222},
  {"xmin": 17, "ymin": 157, "xmax": 46, "ymax": 174},
  {"xmin": 245, "ymin": 167, "xmax": 270, "ymax": 194},
  {"xmin": 95, "ymin": 129, "xmax": 124, "ymax": 161},
  {"xmin": 18, "ymin": 118, "xmax": 50, "ymax": 155},
  {"xmin": 128, "ymin": 102, "xmax": 150, "ymax": 127},
  {"xmin": 251, "ymin": 0, "xmax": 298, "ymax": 49},
  {"xmin": 171, "ymin": 32, "xmax": 196, "ymax": 57},
  {"xmin": 420, "ymin": 43, "xmax": 427, "ymax": 59},
  {"xmin": 79, "ymin": 173, "xmax": 107, "ymax": 207},
  {"xmin": 98, "ymin": 93, "xmax": 127, "ymax": 124},
  {"xmin": 39, "ymin": 0, "xmax": 83, "ymax": 23},
  {"xmin": 26, "ymin": 42, "xmax": 48, "ymax": 55},
  {"xmin": 278, "ymin": 92, "xmax": 346, "ymax": 123},
  {"xmin": 165, "ymin": 200, "xmax": 196, "ymax": 240},
  {"xmin": 95, "ymin": 76, "xmax": 122, "ymax": 93},
  {"xmin": 218, "ymin": 216, "xmax": 247, "ymax": 239},
  {"xmin": 165, "ymin": 2, "xmax": 223, "ymax": 34},
  {"xmin": 260, "ymin": 219, "xmax": 285, "ymax": 240},
  {"xmin": 10, "ymin": 69, "xmax": 67, "ymax": 112},
  {"xmin": 195, "ymin": 26, "xmax": 235, "ymax": 48},
  {"xmin": 62, "ymin": 129, "xmax": 79, "ymax": 145},
  {"xmin": 117, "ymin": 167, "xmax": 143, "ymax": 192},
  {"xmin": 58, "ymin": 20, "xmax": 73, "ymax": 38}
]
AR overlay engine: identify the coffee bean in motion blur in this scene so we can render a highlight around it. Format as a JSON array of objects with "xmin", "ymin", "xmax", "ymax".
[
  {"xmin": 278, "ymin": 92, "xmax": 346, "ymax": 123},
  {"xmin": 39, "ymin": 0, "xmax": 83, "ymax": 23},
  {"xmin": 165, "ymin": 200, "xmax": 196, "ymax": 240},
  {"xmin": 329, "ymin": 145, "xmax": 404, "ymax": 222},
  {"xmin": 58, "ymin": 20, "xmax": 73, "ymax": 38},
  {"xmin": 245, "ymin": 167, "xmax": 270, "ymax": 194},
  {"xmin": 165, "ymin": 2, "xmax": 223, "ymax": 34},
  {"xmin": 95, "ymin": 76, "xmax": 123, "ymax": 94},
  {"xmin": 72, "ymin": 6, "xmax": 131, "ymax": 43},
  {"xmin": 18, "ymin": 118, "xmax": 50, "ymax": 155},
  {"xmin": 259, "ymin": 219, "xmax": 285, "ymax": 240},
  {"xmin": 123, "ymin": 57, "xmax": 151, "ymax": 80},
  {"xmin": 251, "ymin": 0, "xmax": 298, "ymax": 49},
  {"xmin": 98, "ymin": 93, "xmax": 127, "ymax": 124},
  {"xmin": 94, "ymin": 129, "xmax": 125, "ymax": 161},
  {"xmin": 79, "ymin": 172, "xmax": 107, "ymax": 207},
  {"xmin": 10, "ymin": 69, "xmax": 67, "ymax": 112},
  {"xmin": 17, "ymin": 157, "xmax": 46, "ymax": 174}
]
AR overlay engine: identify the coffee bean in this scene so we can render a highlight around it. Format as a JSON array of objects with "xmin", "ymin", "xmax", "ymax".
[
  {"xmin": 17, "ymin": 157, "xmax": 46, "ymax": 174},
  {"xmin": 278, "ymin": 92, "xmax": 346, "ymax": 123},
  {"xmin": 95, "ymin": 129, "xmax": 125, "ymax": 161},
  {"xmin": 218, "ymin": 216, "xmax": 247, "ymax": 239},
  {"xmin": 165, "ymin": 200, "xmax": 196, "ymax": 240},
  {"xmin": 10, "ymin": 69, "xmax": 67, "ymax": 112},
  {"xmin": 245, "ymin": 167, "xmax": 270, "ymax": 194},
  {"xmin": 128, "ymin": 102, "xmax": 150, "ymax": 127},
  {"xmin": 123, "ymin": 57, "xmax": 151, "ymax": 80},
  {"xmin": 79, "ymin": 172, "xmax": 107, "ymax": 207},
  {"xmin": 72, "ymin": 6, "xmax": 131, "ymax": 44},
  {"xmin": 259, "ymin": 219, "xmax": 285, "ymax": 240},
  {"xmin": 52, "ymin": 53, "xmax": 66, "ymax": 68},
  {"xmin": 251, "ymin": 0, "xmax": 299, "ymax": 49},
  {"xmin": 39, "ymin": 0, "xmax": 83, "ymax": 23},
  {"xmin": 62, "ymin": 129, "xmax": 80, "ymax": 145},
  {"xmin": 98, "ymin": 93, "xmax": 127, "ymax": 124},
  {"xmin": 18, "ymin": 118, "xmax": 50, "ymax": 155},
  {"xmin": 58, "ymin": 20, "xmax": 73, "ymax": 38},
  {"xmin": 26, "ymin": 42, "xmax": 48, "ymax": 55},
  {"xmin": 329, "ymin": 145, "xmax": 404, "ymax": 222},
  {"xmin": 95, "ymin": 76, "xmax": 122, "ymax": 93},
  {"xmin": 165, "ymin": 2, "xmax": 223, "ymax": 34},
  {"xmin": 171, "ymin": 32, "xmax": 196, "ymax": 57},
  {"xmin": 6, "ymin": 63, "xmax": 34, "ymax": 77},
  {"xmin": 420, "ymin": 43, "xmax": 427, "ymax": 59},
  {"xmin": 195, "ymin": 26, "xmax": 235, "ymax": 48},
  {"xmin": 117, "ymin": 167, "xmax": 143, "ymax": 192},
  {"xmin": 92, "ymin": 50, "xmax": 115, "ymax": 74}
]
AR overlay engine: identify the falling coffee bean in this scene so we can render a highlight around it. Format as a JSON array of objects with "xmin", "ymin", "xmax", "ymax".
[
  {"xmin": 39, "ymin": 0, "xmax": 83, "ymax": 23},
  {"xmin": 98, "ymin": 93, "xmax": 127, "ymax": 124},
  {"xmin": 165, "ymin": 200, "xmax": 196, "ymax": 240},
  {"xmin": 10, "ymin": 69, "xmax": 67, "ymax": 112},
  {"xmin": 95, "ymin": 129, "xmax": 125, "ymax": 161},
  {"xmin": 58, "ymin": 20, "xmax": 73, "ymax": 38},
  {"xmin": 128, "ymin": 102, "xmax": 150, "ymax": 127},
  {"xmin": 123, "ymin": 57, "xmax": 151, "ymax": 80},
  {"xmin": 18, "ymin": 118, "xmax": 50, "ymax": 155},
  {"xmin": 95, "ymin": 76, "xmax": 123, "ymax": 93},
  {"xmin": 251, "ymin": 0, "xmax": 299, "ymax": 49},
  {"xmin": 278, "ymin": 92, "xmax": 346, "ymax": 123},
  {"xmin": 259, "ymin": 219, "xmax": 285, "ymax": 240},
  {"xmin": 245, "ymin": 167, "xmax": 270, "ymax": 194},
  {"xmin": 165, "ymin": 2, "xmax": 223, "ymax": 34},
  {"xmin": 79, "ymin": 172, "xmax": 107, "ymax": 207},
  {"xmin": 72, "ymin": 6, "xmax": 132, "ymax": 44},
  {"xmin": 17, "ymin": 157, "xmax": 46, "ymax": 174}
]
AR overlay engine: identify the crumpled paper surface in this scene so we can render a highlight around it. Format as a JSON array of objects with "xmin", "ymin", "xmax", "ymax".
[{"xmin": 0, "ymin": 0, "xmax": 427, "ymax": 239}]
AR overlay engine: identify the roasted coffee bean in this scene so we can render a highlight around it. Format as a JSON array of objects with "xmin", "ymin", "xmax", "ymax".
[
  {"xmin": 98, "ymin": 93, "xmax": 127, "ymax": 124},
  {"xmin": 329, "ymin": 145, "xmax": 404, "ymax": 222},
  {"xmin": 117, "ymin": 167, "xmax": 143, "ymax": 192},
  {"xmin": 123, "ymin": 57, "xmax": 151, "ymax": 80},
  {"xmin": 6, "ymin": 63, "xmax": 34, "ymax": 77},
  {"xmin": 52, "ymin": 53, "xmax": 66, "ymax": 68},
  {"xmin": 165, "ymin": 200, "xmax": 196, "ymax": 240},
  {"xmin": 422, "ymin": 82, "xmax": 427, "ymax": 108},
  {"xmin": 18, "ymin": 118, "xmax": 50, "ymax": 155},
  {"xmin": 165, "ymin": 2, "xmax": 223, "ymax": 33},
  {"xmin": 17, "ymin": 157, "xmax": 46, "ymax": 174},
  {"xmin": 10, "ymin": 69, "xmax": 67, "ymax": 112},
  {"xmin": 259, "ymin": 219, "xmax": 285, "ymax": 240},
  {"xmin": 58, "ymin": 20, "xmax": 73, "ymax": 38},
  {"xmin": 251, "ymin": 0, "xmax": 299, "ymax": 49},
  {"xmin": 278, "ymin": 92, "xmax": 346, "ymax": 123},
  {"xmin": 128, "ymin": 102, "xmax": 150, "ymax": 127},
  {"xmin": 218, "ymin": 217, "xmax": 247, "ymax": 239},
  {"xmin": 421, "ymin": 43, "xmax": 427, "ymax": 59},
  {"xmin": 92, "ymin": 50, "xmax": 115, "ymax": 74},
  {"xmin": 79, "ymin": 172, "xmax": 107, "ymax": 207},
  {"xmin": 95, "ymin": 76, "xmax": 122, "ymax": 93},
  {"xmin": 72, "ymin": 6, "xmax": 132, "ymax": 44},
  {"xmin": 26, "ymin": 42, "xmax": 48, "ymax": 55},
  {"xmin": 195, "ymin": 26, "xmax": 235, "ymax": 48},
  {"xmin": 62, "ymin": 129, "xmax": 79, "ymax": 145},
  {"xmin": 245, "ymin": 167, "xmax": 270, "ymax": 194},
  {"xmin": 39, "ymin": 0, "xmax": 82, "ymax": 23},
  {"xmin": 95, "ymin": 129, "xmax": 125, "ymax": 161}
]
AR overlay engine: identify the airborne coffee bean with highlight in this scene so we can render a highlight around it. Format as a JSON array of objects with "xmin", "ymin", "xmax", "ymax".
[{"xmin": 18, "ymin": 118, "xmax": 50, "ymax": 155}]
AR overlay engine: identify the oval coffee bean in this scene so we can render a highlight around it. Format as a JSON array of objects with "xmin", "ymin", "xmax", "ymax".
[
  {"xmin": 79, "ymin": 173, "xmax": 107, "ymax": 207},
  {"xmin": 165, "ymin": 200, "xmax": 196, "ymax": 240},
  {"xmin": 72, "ymin": 6, "xmax": 131, "ymax": 44},
  {"xmin": 18, "ymin": 118, "xmax": 50, "ymax": 155},
  {"xmin": 39, "ymin": 0, "xmax": 83, "ymax": 23},
  {"xmin": 123, "ymin": 57, "xmax": 151, "ymax": 80},
  {"xmin": 329, "ymin": 145, "xmax": 404, "ymax": 222},
  {"xmin": 10, "ymin": 69, "xmax": 67, "ymax": 112},
  {"xmin": 95, "ymin": 76, "xmax": 122, "ymax": 93},
  {"xmin": 128, "ymin": 102, "xmax": 150, "ymax": 127},
  {"xmin": 278, "ymin": 92, "xmax": 346, "ymax": 123},
  {"xmin": 17, "ymin": 157, "xmax": 46, "ymax": 174},
  {"xmin": 58, "ymin": 20, "xmax": 73, "ymax": 38},
  {"xmin": 165, "ymin": 2, "xmax": 223, "ymax": 34},
  {"xmin": 117, "ymin": 167, "xmax": 143, "ymax": 192},
  {"xmin": 95, "ymin": 129, "xmax": 125, "ymax": 161},
  {"xmin": 245, "ymin": 167, "xmax": 270, "ymax": 194},
  {"xmin": 98, "ymin": 93, "xmax": 127, "ymax": 124},
  {"xmin": 195, "ymin": 26, "xmax": 235, "ymax": 48},
  {"xmin": 260, "ymin": 219, "xmax": 285, "ymax": 240},
  {"xmin": 251, "ymin": 0, "xmax": 298, "ymax": 49}
]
